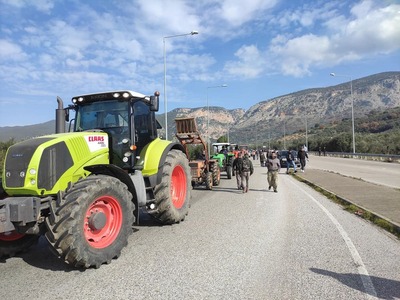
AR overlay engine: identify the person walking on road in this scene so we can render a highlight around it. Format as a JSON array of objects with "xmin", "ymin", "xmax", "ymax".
[
  {"xmin": 232, "ymin": 151, "xmax": 243, "ymax": 190},
  {"xmin": 239, "ymin": 153, "xmax": 254, "ymax": 193},
  {"xmin": 297, "ymin": 146, "xmax": 309, "ymax": 172},
  {"xmin": 266, "ymin": 151, "xmax": 280, "ymax": 193},
  {"xmin": 286, "ymin": 148, "xmax": 297, "ymax": 174}
]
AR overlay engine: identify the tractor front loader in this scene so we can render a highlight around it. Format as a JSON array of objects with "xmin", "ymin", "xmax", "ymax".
[
  {"xmin": 0, "ymin": 90, "xmax": 192, "ymax": 268},
  {"xmin": 175, "ymin": 117, "xmax": 220, "ymax": 190}
]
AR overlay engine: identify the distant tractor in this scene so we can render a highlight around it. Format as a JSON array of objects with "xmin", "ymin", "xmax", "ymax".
[
  {"xmin": 211, "ymin": 142, "xmax": 235, "ymax": 179},
  {"xmin": 0, "ymin": 90, "xmax": 192, "ymax": 268},
  {"xmin": 175, "ymin": 117, "xmax": 220, "ymax": 189}
]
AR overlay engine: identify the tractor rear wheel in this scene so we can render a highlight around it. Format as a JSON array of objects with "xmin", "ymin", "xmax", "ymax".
[
  {"xmin": 212, "ymin": 163, "xmax": 220, "ymax": 186},
  {"xmin": 227, "ymin": 165, "xmax": 233, "ymax": 179},
  {"xmin": 45, "ymin": 175, "xmax": 134, "ymax": 268},
  {"xmin": 153, "ymin": 150, "xmax": 191, "ymax": 224},
  {"xmin": 0, "ymin": 231, "xmax": 40, "ymax": 258},
  {"xmin": 205, "ymin": 172, "xmax": 213, "ymax": 190}
]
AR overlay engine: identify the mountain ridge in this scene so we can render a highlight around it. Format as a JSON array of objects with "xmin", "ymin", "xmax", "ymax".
[{"xmin": 1, "ymin": 71, "xmax": 399, "ymax": 145}]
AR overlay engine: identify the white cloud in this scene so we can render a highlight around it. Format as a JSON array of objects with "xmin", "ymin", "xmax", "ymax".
[
  {"xmin": 0, "ymin": 0, "xmax": 399, "ymax": 125},
  {"xmin": 0, "ymin": 39, "xmax": 27, "ymax": 61},
  {"xmin": 265, "ymin": 0, "xmax": 400, "ymax": 76},
  {"xmin": 0, "ymin": 0, "xmax": 53, "ymax": 13},
  {"xmin": 218, "ymin": 0, "xmax": 278, "ymax": 26},
  {"xmin": 224, "ymin": 45, "xmax": 266, "ymax": 78},
  {"xmin": 270, "ymin": 34, "xmax": 335, "ymax": 76}
]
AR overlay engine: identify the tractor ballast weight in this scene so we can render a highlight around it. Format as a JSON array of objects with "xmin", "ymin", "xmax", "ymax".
[
  {"xmin": 0, "ymin": 90, "xmax": 192, "ymax": 268},
  {"xmin": 175, "ymin": 117, "xmax": 220, "ymax": 189}
]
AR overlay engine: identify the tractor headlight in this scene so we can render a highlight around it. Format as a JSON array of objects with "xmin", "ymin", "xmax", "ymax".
[{"xmin": 29, "ymin": 168, "xmax": 36, "ymax": 175}]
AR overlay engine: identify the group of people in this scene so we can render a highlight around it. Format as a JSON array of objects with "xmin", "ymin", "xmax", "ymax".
[
  {"xmin": 232, "ymin": 151, "xmax": 254, "ymax": 193},
  {"xmin": 232, "ymin": 145, "xmax": 309, "ymax": 194},
  {"xmin": 285, "ymin": 146, "xmax": 309, "ymax": 174}
]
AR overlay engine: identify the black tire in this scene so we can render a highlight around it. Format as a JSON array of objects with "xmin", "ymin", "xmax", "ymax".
[
  {"xmin": 212, "ymin": 163, "xmax": 220, "ymax": 186},
  {"xmin": 205, "ymin": 172, "xmax": 213, "ymax": 190},
  {"xmin": 153, "ymin": 150, "xmax": 191, "ymax": 224},
  {"xmin": 0, "ymin": 232, "xmax": 40, "ymax": 258},
  {"xmin": 227, "ymin": 165, "xmax": 233, "ymax": 179},
  {"xmin": 45, "ymin": 175, "xmax": 135, "ymax": 268}
]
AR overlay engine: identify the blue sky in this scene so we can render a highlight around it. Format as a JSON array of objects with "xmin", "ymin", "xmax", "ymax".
[{"xmin": 0, "ymin": 0, "xmax": 399, "ymax": 127}]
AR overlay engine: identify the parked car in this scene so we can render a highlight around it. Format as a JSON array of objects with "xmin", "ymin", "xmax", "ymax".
[{"xmin": 277, "ymin": 150, "xmax": 301, "ymax": 168}]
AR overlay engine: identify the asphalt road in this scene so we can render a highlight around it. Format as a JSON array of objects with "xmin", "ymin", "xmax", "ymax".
[
  {"xmin": 305, "ymin": 154, "xmax": 400, "ymax": 189},
  {"xmin": 1, "ymin": 160, "xmax": 399, "ymax": 300}
]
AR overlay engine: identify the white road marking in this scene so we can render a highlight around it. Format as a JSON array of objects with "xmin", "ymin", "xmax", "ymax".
[{"xmin": 292, "ymin": 179, "xmax": 378, "ymax": 299}]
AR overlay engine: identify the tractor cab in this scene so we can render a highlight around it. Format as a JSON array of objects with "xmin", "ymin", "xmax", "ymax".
[{"xmin": 59, "ymin": 91, "xmax": 160, "ymax": 170}]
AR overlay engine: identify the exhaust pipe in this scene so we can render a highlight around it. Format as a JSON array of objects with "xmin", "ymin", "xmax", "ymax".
[{"xmin": 55, "ymin": 96, "xmax": 66, "ymax": 133}]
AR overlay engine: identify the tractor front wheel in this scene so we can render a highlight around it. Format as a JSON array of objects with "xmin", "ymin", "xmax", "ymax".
[
  {"xmin": 45, "ymin": 175, "xmax": 134, "ymax": 268},
  {"xmin": 153, "ymin": 150, "xmax": 191, "ymax": 224}
]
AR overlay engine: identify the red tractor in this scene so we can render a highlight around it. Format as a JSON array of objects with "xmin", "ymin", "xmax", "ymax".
[{"xmin": 175, "ymin": 117, "xmax": 220, "ymax": 190}]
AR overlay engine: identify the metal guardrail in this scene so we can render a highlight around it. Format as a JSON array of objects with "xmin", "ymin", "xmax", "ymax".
[{"xmin": 310, "ymin": 152, "xmax": 400, "ymax": 163}]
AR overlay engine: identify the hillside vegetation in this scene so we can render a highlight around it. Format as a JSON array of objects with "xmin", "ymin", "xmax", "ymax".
[{"xmin": 268, "ymin": 107, "xmax": 400, "ymax": 154}]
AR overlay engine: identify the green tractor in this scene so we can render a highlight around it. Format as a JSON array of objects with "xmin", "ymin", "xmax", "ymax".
[
  {"xmin": 211, "ymin": 142, "xmax": 235, "ymax": 179},
  {"xmin": 0, "ymin": 90, "xmax": 192, "ymax": 268}
]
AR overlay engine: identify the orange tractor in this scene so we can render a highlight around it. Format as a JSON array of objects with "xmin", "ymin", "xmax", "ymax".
[{"xmin": 175, "ymin": 117, "xmax": 220, "ymax": 190}]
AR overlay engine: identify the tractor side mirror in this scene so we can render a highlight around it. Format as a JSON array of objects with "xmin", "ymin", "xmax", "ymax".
[{"xmin": 150, "ymin": 91, "xmax": 160, "ymax": 111}]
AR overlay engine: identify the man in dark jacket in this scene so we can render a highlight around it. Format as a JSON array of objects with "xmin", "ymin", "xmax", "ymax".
[
  {"xmin": 232, "ymin": 151, "xmax": 243, "ymax": 190},
  {"xmin": 297, "ymin": 146, "xmax": 309, "ymax": 172},
  {"xmin": 286, "ymin": 148, "xmax": 297, "ymax": 174},
  {"xmin": 239, "ymin": 153, "xmax": 254, "ymax": 193}
]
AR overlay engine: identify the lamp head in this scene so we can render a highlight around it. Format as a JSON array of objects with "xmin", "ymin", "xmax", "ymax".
[{"xmin": 330, "ymin": 73, "xmax": 336, "ymax": 77}]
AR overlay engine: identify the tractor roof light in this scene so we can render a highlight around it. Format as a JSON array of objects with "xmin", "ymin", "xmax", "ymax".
[
  {"xmin": 113, "ymin": 93, "xmax": 120, "ymax": 98},
  {"xmin": 122, "ymin": 92, "xmax": 130, "ymax": 98},
  {"xmin": 72, "ymin": 97, "xmax": 85, "ymax": 103}
]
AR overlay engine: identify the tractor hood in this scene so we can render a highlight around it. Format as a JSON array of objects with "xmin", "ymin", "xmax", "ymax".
[{"xmin": 2, "ymin": 132, "xmax": 110, "ymax": 196}]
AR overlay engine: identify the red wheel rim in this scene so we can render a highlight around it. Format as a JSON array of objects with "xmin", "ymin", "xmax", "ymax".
[
  {"xmin": 0, "ymin": 231, "xmax": 25, "ymax": 241},
  {"xmin": 84, "ymin": 196, "xmax": 123, "ymax": 249},
  {"xmin": 170, "ymin": 164, "xmax": 187, "ymax": 209}
]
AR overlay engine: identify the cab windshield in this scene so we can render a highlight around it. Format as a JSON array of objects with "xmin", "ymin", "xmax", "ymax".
[{"xmin": 74, "ymin": 100, "xmax": 129, "ymax": 132}]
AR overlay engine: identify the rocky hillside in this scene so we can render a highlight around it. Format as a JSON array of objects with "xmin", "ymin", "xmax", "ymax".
[
  {"xmin": 228, "ymin": 71, "xmax": 400, "ymax": 144},
  {"xmin": 157, "ymin": 107, "xmax": 245, "ymax": 141},
  {"xmin": 1, "ymin": 72, "xmax": 399, "ymax": 145}
]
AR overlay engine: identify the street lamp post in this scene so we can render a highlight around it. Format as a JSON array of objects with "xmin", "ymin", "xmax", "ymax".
[
  {"xmin": 207, "ymin": 84, "xmax": 228, "ymax": 157},
  {"xmin": 305, "ymin": 116, "xmax": 308, "ymax": 151},
  {"xmin": 163, "ymin": 30, "xmax": 198, "ymax": 140},
  {"xmin": 330, "ymin": 72, "xmax": 356, "ymax": 153}
]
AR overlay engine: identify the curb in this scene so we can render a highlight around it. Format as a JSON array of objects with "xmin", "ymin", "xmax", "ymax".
[{"xmin": 293, "ymin": 174, "xmax": 400, "ymax": 239}]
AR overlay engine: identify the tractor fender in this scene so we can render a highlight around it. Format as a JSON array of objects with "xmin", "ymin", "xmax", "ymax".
[
  {"xmin": 84, "ymin": 164, "xmax": 140, "ymax": 206},
  {"xmin": 139, "ymin": 138, "xmax": 185, "ymax": 186}
]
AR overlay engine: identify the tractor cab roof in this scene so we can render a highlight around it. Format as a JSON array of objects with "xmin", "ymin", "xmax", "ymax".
[{"xmin": 71, "ymin": 90, "xmax": 159, "ymax": 105}]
